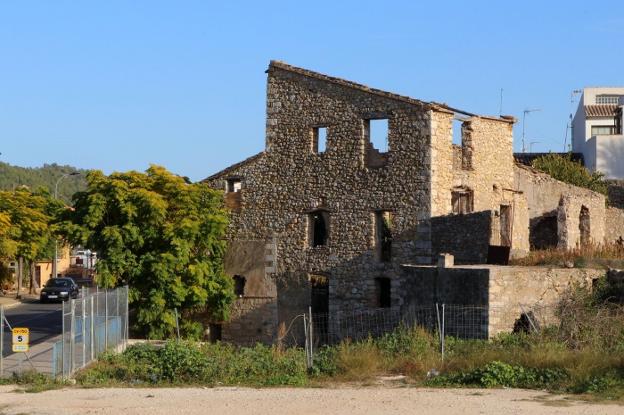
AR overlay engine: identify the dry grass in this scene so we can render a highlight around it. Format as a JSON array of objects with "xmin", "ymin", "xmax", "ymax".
[{"xmin": 510, "ymin": 243, "xmax": 624, "ymax": 268}]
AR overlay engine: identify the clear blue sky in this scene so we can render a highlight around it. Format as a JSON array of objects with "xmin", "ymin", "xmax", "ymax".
[{"xmin": 1, "ymin": 1, "xmax": 623, "ymax": 181}]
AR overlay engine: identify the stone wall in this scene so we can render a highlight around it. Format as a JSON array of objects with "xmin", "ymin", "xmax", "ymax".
[
  {"xmin": 221, "ymin": 297, "xmax": 278, "ymax": 346},
  {"xmin": 401, "ymin": 264, "xmax": 605, "ymax": 338},
  {"xmin": 514, "ymin": 163, "xmax": 607, "ymax": 248},
  {"xmin": 487, "ymin": 266, "xmax": 604, "ymax": 336},
  {"xmin": 606, "ymin": 207, "xmax": 624, "ymax": 244},
  {"xmin": 204, "ymin": 61, "xmax": 522, "ymax": 345},
  {"xmin": 557, "ymin": 194, "xmax": 606, "ymax": 250},
  {"xmin": 431, "ymin": 211, "xmax": 492, "ymax": 264}
]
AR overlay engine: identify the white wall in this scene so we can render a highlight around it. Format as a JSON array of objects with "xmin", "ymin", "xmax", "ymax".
[
  {"xmin": 594, "ymin": 135, "xmax": 624, "ymax": 179},
  {"xmin": 571, "ymin": 87, "xmax": 624, "ymax": 179}
]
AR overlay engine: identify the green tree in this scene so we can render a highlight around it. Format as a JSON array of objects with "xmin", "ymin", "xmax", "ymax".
[
  {"xmin": 0, "ymin": 162, "xmax": 87, "ymax": 204},
  {"xmin": 532, "ymin": 153, "xmax": 608, "ymax": 195},
  {"xmin": 62, "ymin": 165, "xmax": 233, "ymax": 338},
  {"xmin": 0, "ymin": 187, "xmax": 58, "ymax": 294}
]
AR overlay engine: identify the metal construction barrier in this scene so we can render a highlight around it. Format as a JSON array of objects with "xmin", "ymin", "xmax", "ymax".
[{"xmin": 52, "ymin": 286, "xmax": 129, "ymax": 378}]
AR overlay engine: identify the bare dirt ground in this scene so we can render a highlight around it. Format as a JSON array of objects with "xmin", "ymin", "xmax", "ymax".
[{"xmin": 1, "ymin": 386, "xmax": 622, "ymax": 415}]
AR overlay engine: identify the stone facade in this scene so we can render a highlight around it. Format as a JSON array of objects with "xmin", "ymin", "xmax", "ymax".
[
  {"xmin": 206, "ymin": 61, "xmax": 529, "ymax": 343},
  {"xmin": 205, "ymin": 61, "xmax": 619, "ymax": 345}
]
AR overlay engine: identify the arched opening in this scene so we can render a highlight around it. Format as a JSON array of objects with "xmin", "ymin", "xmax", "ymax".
[{"xmin": 579, "ymin": 206, "xmax": 590, "ymax": 247}]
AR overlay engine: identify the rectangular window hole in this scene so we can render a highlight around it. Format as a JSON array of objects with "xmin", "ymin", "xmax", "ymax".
[
  {"xmin": 313, "ymin": 127, "xmax": 327, "ymax": 153},
  {"xmin": 375, "ymin": 277, "xmax": 391, "ymax": 308},
  {"xmin": 227, "ymin": 179, "xmax": 242, "ymax": 193},
  {"xmin": 368, "ymin": 119, "xmax": 389, "ymax": 152},
  {"xmin": 452, "ymin": 119, "xmax": 463, "ymax": 145}
]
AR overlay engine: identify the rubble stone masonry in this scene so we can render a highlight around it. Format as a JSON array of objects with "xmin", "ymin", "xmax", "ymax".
[{"xmin": 203, "ymin": 62, "xmax": 565, "ymax": 344}]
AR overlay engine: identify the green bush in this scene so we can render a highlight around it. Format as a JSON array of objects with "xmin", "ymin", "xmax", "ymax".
[
  {"xmin": 77, "ymin": 340, "xmax": 308, "ymax": 387},
  {"xmin": 429, "ymin": 361, "xmax": 568, "ymax": 389},
  {"xmin": 532, "ymin": 153, "xmax": 608, "ymax": 195}
]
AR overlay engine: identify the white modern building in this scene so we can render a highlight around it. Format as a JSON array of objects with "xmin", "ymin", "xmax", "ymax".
[{"xmin": 572, "ymin": 87, "xmax": 624, "ymax": 179}]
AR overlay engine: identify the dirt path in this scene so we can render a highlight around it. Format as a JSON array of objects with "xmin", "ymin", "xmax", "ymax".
[{"xmin": 0, "ymin": 386, "xmax": 621, "ymax": 415}]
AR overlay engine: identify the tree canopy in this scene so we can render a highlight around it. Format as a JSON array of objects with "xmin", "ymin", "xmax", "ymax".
[
  {"xmin": 62, "ymin": 165, "xmax": 233, "ymax": 338},
  {"xmin": 0, "ymin": 162, "xmax": 87, "ymax": 204},
  {"xmin": 0, "ymin": 187, "xmax": 58, "ymax": 262},
  {"xmin": 532, "ymin": 153, "xmax": 608, "ymax": 196}
]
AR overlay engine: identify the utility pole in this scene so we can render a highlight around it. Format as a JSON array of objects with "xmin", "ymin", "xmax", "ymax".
[
  {"xmin": 521, "ymin": 108, "xmax": 541, "ymax": 153},
  {"xmin": 53, "ymin": 172, "xmax": 80, "ymax": 279}
]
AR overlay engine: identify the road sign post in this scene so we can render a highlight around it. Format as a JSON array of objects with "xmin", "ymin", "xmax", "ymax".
[{"xmin": 12, "ymin": 327, "xmax": 29, "ymax": 353}]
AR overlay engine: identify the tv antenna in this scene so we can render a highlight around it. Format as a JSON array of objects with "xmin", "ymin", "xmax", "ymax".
[{"xmin": 521, "ymin": 108, "xmax": 541, "ymax": 153}]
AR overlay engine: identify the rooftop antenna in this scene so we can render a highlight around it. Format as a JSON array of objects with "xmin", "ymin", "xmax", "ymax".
[
  {"xmin": 564, "ymin": 89, "xmax": 582, "ymax": 152},
  {"xmin": 499, "ymin": 88, "xmax": 504, "ymax": 116},
  {"xmin": 521, "ymin": 108, "xmax": 541, "ymax": 153},
  {"xmin": 529, "ymin": 140, "xmax": 541, "ymax": 152}
]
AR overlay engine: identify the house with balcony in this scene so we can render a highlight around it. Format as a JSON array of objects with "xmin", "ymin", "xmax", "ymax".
[{"xmin": 572, "ymin": 87, "xmax": 624, "ymax": 179}]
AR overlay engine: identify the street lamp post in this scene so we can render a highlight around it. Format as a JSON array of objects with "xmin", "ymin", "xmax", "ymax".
[{"xmin": 53, "ymin": 172, "xmax": 80, "ymax": 280}]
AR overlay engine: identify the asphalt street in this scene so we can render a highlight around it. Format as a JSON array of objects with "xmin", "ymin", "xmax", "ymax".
[{"xmin": 1, "ymin": 301, "xmax": 62, "ymax": 357}]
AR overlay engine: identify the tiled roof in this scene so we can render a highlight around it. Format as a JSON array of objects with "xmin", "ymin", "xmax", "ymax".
[{"xmin": 585, "ymin": 105, "xmax": 618, "ymax": 118}]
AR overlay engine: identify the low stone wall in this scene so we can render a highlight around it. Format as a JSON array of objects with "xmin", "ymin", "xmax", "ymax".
[
  {"xmin": 222, "ymin": 297, "xmax": 278, "ymax": 346},
  {"xmin": 400, "ymin": 264, "xmax": 605, "ymax": 338},
  {"xmin": 488, "ymin": 266, "xmax": 604, "ymax": 336},
  {"xmin": 606, "ymin": 207, "xmax": 624, "ymax": 244}
]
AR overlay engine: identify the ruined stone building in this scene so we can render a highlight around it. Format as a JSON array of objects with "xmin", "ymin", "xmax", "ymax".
[{"xmin": 206, "ymin": 61, "xmax": 622, "ymax": 344}]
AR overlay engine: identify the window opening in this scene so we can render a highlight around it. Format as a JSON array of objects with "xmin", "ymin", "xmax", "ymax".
[
  {"xmin": 309, "ymin": 211, "xmax": 329, "ymax": 247},
  {"xmin": 313, "ymin": 127, "xmax": 327, "ymax": 153},
  {"xmin": 579, "ymin": 206, "xmax": 590, "ymax": 247},
  {"xmin": 227, "ymin": 179, "xmax": 242, "ymax": 193},
  {"xmin": 375, "ymin": 277, "xmax": 391, "ymax": 308},
  {"xmin": 366, "ymin": 119, "xmax": 389, "ymax": 152},
  {"xmin": 374, "ymin": 211, "xmax": 393, "ymax": 262},
  {"xmin": 233, "ymin": 275, "xmax": 246, "ymax": 297},
  {"xmin": 451, "ymin": 189, "xmax": 474, "ymax": 214}
]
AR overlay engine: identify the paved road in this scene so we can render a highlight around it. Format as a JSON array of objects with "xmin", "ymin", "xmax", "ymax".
[{"xmin": 2, "ymin": 301, "xmax": 62, "ymax": 357}]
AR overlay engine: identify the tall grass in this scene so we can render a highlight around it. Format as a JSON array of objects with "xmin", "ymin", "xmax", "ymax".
[
  {"xmin": 510, "ymin": 243, "xmax": 624, "ymax": 268},
  {"xmin": 69, "ymin": 277, "xmax": 624, "ymax": 398}
]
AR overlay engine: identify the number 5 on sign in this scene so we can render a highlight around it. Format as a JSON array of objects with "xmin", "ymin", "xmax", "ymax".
[{"xmin": 12, "ymin": 327, "xmax": 29, "ymax": 352}]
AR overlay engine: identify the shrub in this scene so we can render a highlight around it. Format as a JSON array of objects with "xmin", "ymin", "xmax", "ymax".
[
  {"xmin": 78, "ymin": 340, "xmax": 308, "ymax": 387},
  {"xmin": 532, "ymin": 153, "xmax": 608, "ymax": 195},
  {"xmin": 429, "ymin": 361, "xmax": 568, "ymax": 389}
]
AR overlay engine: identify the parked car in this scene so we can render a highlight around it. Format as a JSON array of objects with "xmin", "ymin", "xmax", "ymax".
[{"xmin": 40, "ymin": 278, "xmax": 79, "ymax": 303}]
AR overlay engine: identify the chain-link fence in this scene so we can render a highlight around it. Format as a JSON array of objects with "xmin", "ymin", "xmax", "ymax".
[
  {"xmin": 301, "ymin": 302, "xmax": 609, "ymax": 367},
  {"xmin": 52, "ymin": 286, "xmax": 129, "ymax": 378}
]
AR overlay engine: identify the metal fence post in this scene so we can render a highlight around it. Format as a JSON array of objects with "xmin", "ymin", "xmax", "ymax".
[
  {"xmin": 82, "ymin": 297, "xmax": 86, "ymax": 368},
  {"xmin": 441, "ymin": 304, "xmax": 446, "ymax": 361},
  {"xmin": 1, "ymin": 305, "xmax": 4, "ymax": 378},
  {"xmin": 104, "ymin": 289, "xmax": 108, "ymax": 350},
  {"xmin": 125, "ymin": 286, "xmax": 129, "ymax": 348},
  {"xmin": 70, "ymin": 299, "xmax": 75, "ymax": 375},
  {"xmin": 308, "ymin": 306, "xmax": 314, "ymax": 365},
  {"xmin": 90, "ymin": 296, "xmax": 95, "ymax": 361},
  {"xmin": 61, "ymin": 299, "xmax": 65, "ymax": 378}
]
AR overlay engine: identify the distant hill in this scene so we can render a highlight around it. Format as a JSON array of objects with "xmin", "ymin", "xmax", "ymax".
[{"xmin": 0, "ymin": 162, "xmax": 88, "ymax": 203}]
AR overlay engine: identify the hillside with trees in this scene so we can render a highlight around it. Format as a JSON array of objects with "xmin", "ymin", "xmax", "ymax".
[{"xmin": 0, "ymin": 162, "xmax": 88, "ymax": 203}]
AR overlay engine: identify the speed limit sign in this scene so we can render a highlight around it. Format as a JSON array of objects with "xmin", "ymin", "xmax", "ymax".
[{"xmin": 12, "ymin": 327, "xmax": 29, "ymax": 352}]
